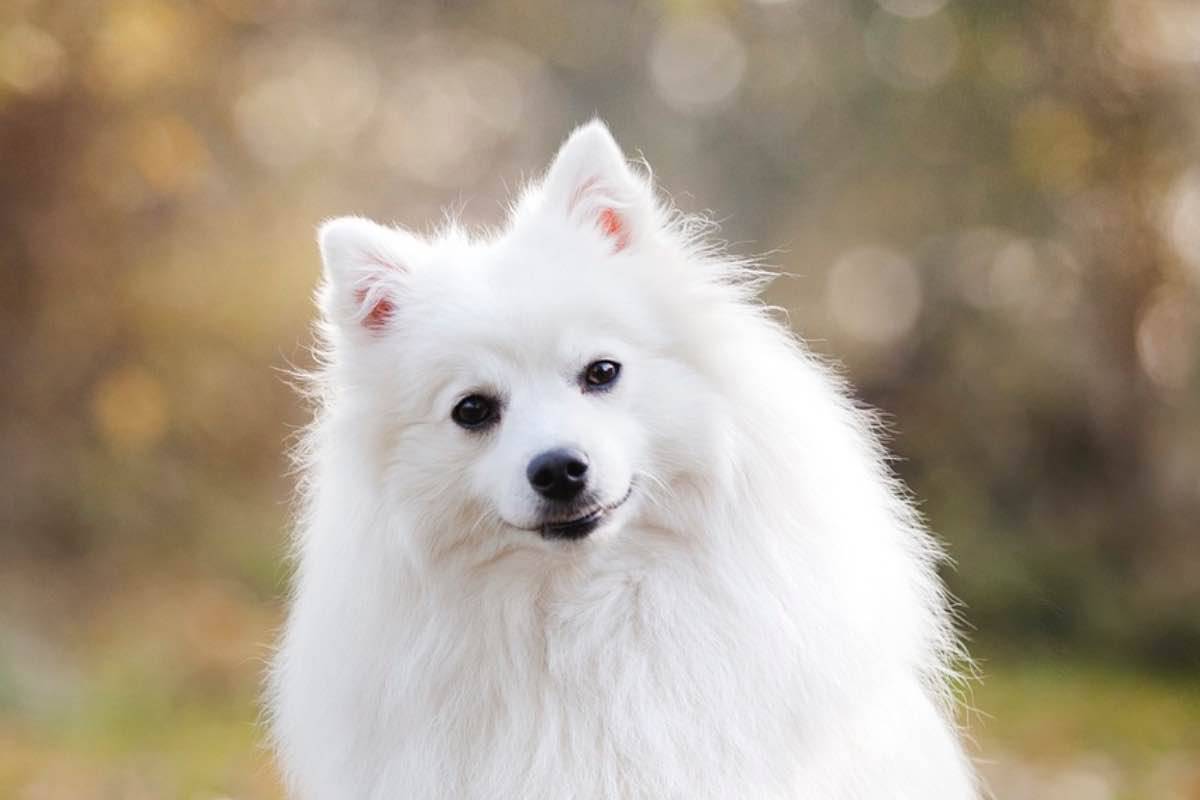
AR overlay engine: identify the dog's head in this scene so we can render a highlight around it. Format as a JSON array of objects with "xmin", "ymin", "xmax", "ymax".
[{"xmin": 314, "ymin": 122, "xmax": 729, "ymax": 559}]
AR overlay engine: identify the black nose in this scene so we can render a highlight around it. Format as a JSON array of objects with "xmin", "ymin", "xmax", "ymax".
[{"xmin": 527, "ymin": 448, "xmax": 589, "ymax": 502}]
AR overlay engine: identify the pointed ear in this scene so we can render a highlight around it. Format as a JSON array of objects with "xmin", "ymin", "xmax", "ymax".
[
  {"xmin": 539, "ymin": 120, "xmax": 654, "ymax": 253},
  {"xmin": 317, "ymin": 216, "xmax": 417, "ymax": 334}
]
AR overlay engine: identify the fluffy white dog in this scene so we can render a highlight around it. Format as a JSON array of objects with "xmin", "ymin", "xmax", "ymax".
[{"xmin": 268, "ymin": 121, "xmax": 978, "ymax": 799}]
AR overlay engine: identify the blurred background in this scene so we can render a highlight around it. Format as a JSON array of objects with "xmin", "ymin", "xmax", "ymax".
[{"xmin": 1, "ymin": 0, "xmax": 1198, "ymax": 797}]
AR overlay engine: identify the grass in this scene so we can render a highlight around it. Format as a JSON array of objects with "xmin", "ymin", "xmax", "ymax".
[
  {"xmin": 967, "ymin": 654, "xmax": 1200, "ymax": 799},
  {"xmin": 973, "ymin": 657, "xmax": 1200, "ymax": 758},
  {"xmin": 1, "ymin": 578, "xmax": 1196, "ymax": 799},
  {"xmin": 0, "ymin": 654, "xmax": 282, "ymax": 800}
]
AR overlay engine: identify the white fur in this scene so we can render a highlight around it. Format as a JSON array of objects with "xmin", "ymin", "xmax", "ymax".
[{"xmin": 268, "ymin": 121, "xmax": 979, "ymax": 799}]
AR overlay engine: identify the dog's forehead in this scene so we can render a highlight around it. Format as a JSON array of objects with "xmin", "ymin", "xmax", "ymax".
[
  {"xmin": 446, "ymin": 244, "xmax": 649, "ymax": 334},
  {"xmin": 396, "ymin": 229, "xmax": 666, "ymax": 378},
  {"xmin": 442, "ymin": 278, "xmax": 638, "ymax": 358}
]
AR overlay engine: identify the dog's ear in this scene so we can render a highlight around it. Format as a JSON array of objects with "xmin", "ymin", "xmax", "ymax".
[
  {"xmin": 317, "ymin": 216, "xmax": 418, "ymax": 334},
  {"xmin": 539, "ymin": 120, "xmax": 654, "ymax": 253}
]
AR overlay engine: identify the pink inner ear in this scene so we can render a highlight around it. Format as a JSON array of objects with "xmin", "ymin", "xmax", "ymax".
[
  {"xmin": 349, "ymin": 248, "xmax": 404, "ymax": 331},
  {"xmin": 598, "ymin": 208, "xmax": 630, "ymax": 252},
  {"xmin": 354, "ymin": 288, "xmax": 395, "ymax": 331},
  {"xmin": 569, "ymin": 177, "xmax": 632, "ymax": 253}
]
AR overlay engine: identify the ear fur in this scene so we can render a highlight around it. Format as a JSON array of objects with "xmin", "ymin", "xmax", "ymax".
[
  {"xmin": 539, "ymin": 120, "xmax": 654, "ymax": 252},
  {"xmin": 317, "ymin": 216, "xmax": 417, "ymax": 333}
]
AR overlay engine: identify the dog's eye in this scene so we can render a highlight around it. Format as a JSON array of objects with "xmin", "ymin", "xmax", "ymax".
[
  {"xmin": 583, "ymin": 360, "xmax": 621, "ymax": 390},
  {"xmin": 452, "ymin": 395, "xmax": 497, "ymax": 429}
]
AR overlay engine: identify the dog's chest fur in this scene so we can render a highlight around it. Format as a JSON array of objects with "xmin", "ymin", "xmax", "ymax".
[{"xmin": 281, "ymin": 538, "xmax": 813, "ymax": 799}]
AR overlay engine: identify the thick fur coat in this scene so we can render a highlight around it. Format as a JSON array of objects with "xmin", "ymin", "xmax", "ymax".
[{"xmin": 268, "ymin": 121, "xmax": 978, "ymax": 799}]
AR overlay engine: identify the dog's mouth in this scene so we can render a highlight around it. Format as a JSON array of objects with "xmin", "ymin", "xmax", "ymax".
[{"xmin": 537, "ymin": 484, "xmax": 634, "ymax": 541}]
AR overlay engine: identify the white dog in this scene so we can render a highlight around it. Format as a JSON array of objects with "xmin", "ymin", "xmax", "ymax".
[{"xmin": 268, "ymin": 121, "xmax": 978, "ymax": 799}]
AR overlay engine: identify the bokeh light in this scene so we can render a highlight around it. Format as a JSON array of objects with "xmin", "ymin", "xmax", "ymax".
[
  {"xmin": 91, "ymin": 365, "xmax": 169, "ymax": 455},
  {"xmin": 372, "ymin": 36, "xmax": 540, "ymax": 187},
  {"xmin": 87, "ymin": 0, "xmax": 202, "ymax": 98},
  {"xmin": 827, "ymin": 246, "xmax": 922, "ymax": 345},
  {"xmin": 1137, "ymin": 288, "xmax": 1197, "ymax": 391},
  {"xmin": 235, "ymin": 38, "xmax": 379, "ymax": 171},
  {"xmin": 0, "ymin": 24, "xmax": 67, "ymax": 97},
  {"xmin": 1110, "ymin": 0, "xmax": 1200, "ymax": 68},
  {"xmin": 864, "ymin": 8, "xmax": 959, "ymax": 90},
  {"xmin": 875, "ymin": 0, "xmax": 950, "ymax": 20},
  {"xmin": 650, "ymin": 16, "xmax": 747, "ymax": 114},
  {"xmin": 1011, "ymin": 99, "xmax": 1098, "ymax": 194},
  {"xmin": 1160, "ymin": 166, "xmax": 1200, "ymax": 280}
]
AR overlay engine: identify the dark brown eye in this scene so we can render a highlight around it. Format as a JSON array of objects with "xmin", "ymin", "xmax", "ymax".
[
  {"xmin": 452, "ymin": 395, "xmax": 497, "ymax": 429},
  {"xmin": 583, "ymin": 360, "xmax": 621, "ymax": 390}
]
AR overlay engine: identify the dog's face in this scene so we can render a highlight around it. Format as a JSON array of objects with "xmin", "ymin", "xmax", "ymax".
[{"xmin": 316, "ymin": 123, "xmax": 723, "ymax": 557}]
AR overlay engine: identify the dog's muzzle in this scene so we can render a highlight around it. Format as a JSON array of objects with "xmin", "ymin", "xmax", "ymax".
[{"xmin": 537, "ymin": 484, "xmax": 634, "ymax": 541}]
